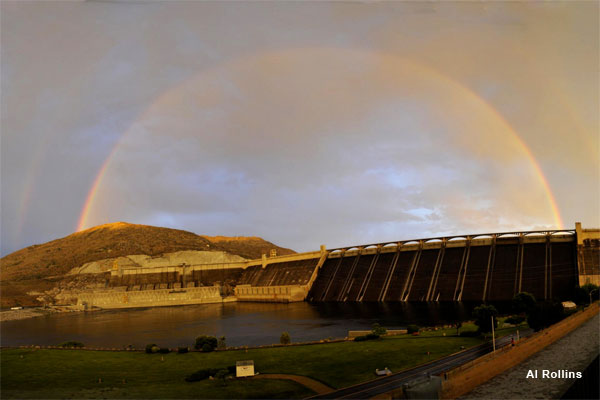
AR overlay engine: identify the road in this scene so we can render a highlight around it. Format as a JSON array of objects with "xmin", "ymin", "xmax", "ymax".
[{"xmin": 309, "ymin": 330, "xmax": 532, "ymax": 399}]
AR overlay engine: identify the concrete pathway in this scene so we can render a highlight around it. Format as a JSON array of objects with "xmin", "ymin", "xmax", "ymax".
[
  {"xmin": 253, "ymin": 374, "xmax": 333, "ymax": 394},
  {"xmin": 462, "ymin": 312, "xmax": 599, "ymax": 399}
]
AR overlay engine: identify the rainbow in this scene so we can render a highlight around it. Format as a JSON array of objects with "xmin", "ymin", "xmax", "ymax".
[{"xmin": 76, "ymin": 47, "xmax": 564, "ymax": 232}]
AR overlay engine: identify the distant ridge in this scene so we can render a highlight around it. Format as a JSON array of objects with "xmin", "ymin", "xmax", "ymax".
[{"xmin": 0, "ymin": 222, "xmax": 295, "ymax": 307}]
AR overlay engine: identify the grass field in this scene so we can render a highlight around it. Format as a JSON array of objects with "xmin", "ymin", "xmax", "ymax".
[{"xmin": 1, "ymin": 323, "xmax": 524, "ymax": 399}]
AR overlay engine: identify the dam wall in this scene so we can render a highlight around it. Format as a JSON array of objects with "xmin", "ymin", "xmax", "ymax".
[
  {"xmin": 75, "ymin": 224, "xmax": 597, "ymax": 308},
  {"xmin": 108, "ymin": 263, "xmax": 247, "ymax": 288},
  {"xmin": 308, "ymin": 231, "xmax": 580, "ymax": 302},
  {"xmin": 234, "ymin": 252, "xmax": 323, "ymax": 302},
  {"xmin": 77, "ymin": 286, "xmax": 223, "ymax": 309}
]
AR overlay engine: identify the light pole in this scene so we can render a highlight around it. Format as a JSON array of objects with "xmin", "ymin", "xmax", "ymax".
[
  {"xmin": 491, "ymin": 316, "xmax": 496, "ymax": 353},
  {"xmin": 589, "ymin": 288, "xmax": 598, "ymax": 305}
]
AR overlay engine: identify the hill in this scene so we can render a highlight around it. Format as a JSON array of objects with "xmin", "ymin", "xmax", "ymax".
[{"xmin": 0, "ymin": 222, "xmax": 295, "ymax": 307}]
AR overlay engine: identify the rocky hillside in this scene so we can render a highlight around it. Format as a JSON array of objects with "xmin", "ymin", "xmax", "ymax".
[{"xmin": 0, "ymin": 222, "xmax": 295, "ymax": 307}]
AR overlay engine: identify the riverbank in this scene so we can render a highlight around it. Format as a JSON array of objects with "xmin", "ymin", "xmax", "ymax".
[
  {"xmin": 1, "ymin": 324, "xmax": 523, "ymax": 399},
  {"xmin": 0, "ymin": 307, "xmax": 66, "ymax": 322}
]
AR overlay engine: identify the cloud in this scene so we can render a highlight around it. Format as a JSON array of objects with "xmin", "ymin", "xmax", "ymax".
[{"xmin": 1, "ymin": 1, "xmax": 597, "ymax": 255}]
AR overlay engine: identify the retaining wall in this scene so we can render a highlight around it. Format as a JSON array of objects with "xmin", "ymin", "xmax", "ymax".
[
  {"xmin": 234, "ymin": 284, "xmax": 308, "ymax": 302},
  {"xmin": 77, "ymin": 286, "xmax": 223, "ymax": 309}
]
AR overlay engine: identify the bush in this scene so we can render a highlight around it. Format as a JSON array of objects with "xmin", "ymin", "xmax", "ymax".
[
  {"xmin": 145, "ymin": 343, "xmax": 159, "ymax": 354},
  {"xmin": 159, "ymin": 347, "xmax": 170, "ymax": 354},
  {"xmin": 280, "ymin": 332, "xmax": 291, "ymax": 345},
  {"xmin": 195, "ymin": 335, "xmax": 217, "ymax": 351},
  {"xmin": 185, "ymin": 370, "xmax": 211, "ymax": 382},
  {"xmin": 371, "ymin": 323, "xmax": 387, "ymax": 336},
  {"xmin": 505, "ymin": 315, "xmax": 525, "ymax": 325},
  {"xmin": 177, "ymin": 347, "xmax": 189, "ymax": 354},
  {"xmin": 354, "ymin": 334, "xmax": 379, "ymax": 342},
  {"xmin": 407, "ymin": 325, "xmax": 419, "ymax": 334},
  {"xmin": 527, "ymin": 301, "xmax": 565, "ymax": 332},
  {"xmin": 573, "ymin": 286, "xmax": 590, "ymax": 305},
  {"xmin": 214, "ymin": 369, "xmax": 229, "ymax": 384},
  {"xmin": 459, "ymin": 330, "xmax": 480, "ymax": 337},
  {"xmin": 58, "ymin": 341, "xmax": 84, "ymax": 348},
  {"xmin": 472, "ymin": 304, "xmax": 498, "ymax": 333},
  {"xmin": 185, "ymin": 367, "xmax": 231, "ymax": 382}
]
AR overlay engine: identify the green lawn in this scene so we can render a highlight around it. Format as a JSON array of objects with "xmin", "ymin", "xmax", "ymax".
[{"xmin": 1, "ymin": 324, "xmax": 525, "ymax": 399}]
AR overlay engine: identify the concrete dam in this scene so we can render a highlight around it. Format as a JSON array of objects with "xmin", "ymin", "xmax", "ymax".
[{"xmin": 77, "ymin": 223, "xmax": 599, "ymax": 309}]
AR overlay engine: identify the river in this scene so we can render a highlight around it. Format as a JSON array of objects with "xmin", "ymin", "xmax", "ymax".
[{"xmin": 0, "ymin": 302, "xmax": 509, "ymax": 348}]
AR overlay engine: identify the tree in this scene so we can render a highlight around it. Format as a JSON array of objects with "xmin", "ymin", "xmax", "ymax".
[
  {"xmin": 455, "ymin": 321, "xmax": 463, "ymax": 336},
  {"xmin": 280, "ymin": 332, "xmax": 291, "ymax": 345},
  {"xmin": 371, "ymin": 323, "xmax": 387, "ymax": 336},
  {"xmin": 581, "ymin": 283, "xmax": 599, "ymax": 304},
  {"xmin": 217, "ymin": 336, "xmax": 226, "ymax": 350},
  {"xmin": 512, "ymin": 292, "xmax": 536, "ymax": 314},
  {"xmin": 195, "ymin": 335, "xmax": 217, "ymax": 351},
  {"xmin": 472, "ymin": 304, "xmax": 498, "ymax": 334}
]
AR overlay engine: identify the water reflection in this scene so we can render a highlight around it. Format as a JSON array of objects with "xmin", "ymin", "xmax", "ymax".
[{"xmin": 1, "ymin": 301, "xmax": 509, "ymax": 348}]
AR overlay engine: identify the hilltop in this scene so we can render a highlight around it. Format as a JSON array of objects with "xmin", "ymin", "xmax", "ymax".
[{"xmin": 0, "ymin": 222, "xmax": 294, "ymax": 307}]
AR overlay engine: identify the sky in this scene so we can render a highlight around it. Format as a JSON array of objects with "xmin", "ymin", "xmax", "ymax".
[{"xmin": 1, "ymin": 1, "xmax": 598, "ymax": 256}]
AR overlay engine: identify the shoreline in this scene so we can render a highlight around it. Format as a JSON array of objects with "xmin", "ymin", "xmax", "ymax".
[{"xmin": 0, "ymin": 307, "xmax": 68, "ymax": 322}]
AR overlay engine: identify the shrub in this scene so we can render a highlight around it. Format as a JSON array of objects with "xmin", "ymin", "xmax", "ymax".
[
  {"xmin": 407, "ymin": 324, "xmax": 419, "ymax": 334},
  {"xmin": 185, "ymin": 367, "xmax": 230, "ymax": 382},
  {"xmin": 354, "ymin": 334, "xmax": 379, "ymax": 342},
  {"xmin": 58, "ymin": 341, "xmax": 84, "ymax": 348},
  {"xmin": 459, "ymin": 330, "xmax": 480, "ymax": 337},
  {"xmin": 505, "ymin": 315, "xmax": 525, "ymax": 325},
  {"xmin": 527, "ymin": 301, "xmax": 565, "ymax": 332},
  {"xmin": 177, "ymin": 347, "xmax": 189, "ymax": 354},
  {"xmin": 371, "ymin": 323, "xmax": 387, "ymax": 336},
  {"xmin": 280, "ymin": 332, "xmax": 291, "ymax": 345},
  {"xmin": 195, "ymin": 335, "xmax": 217, "ymax": 351},
  {"xmin": 472, "ymin": 304, "xmax": 498, "ymax": 333},
  {"xmin": 185, "ymin": 370, "xmax": 211, "ymax": 382},
  {"xmin": 573, "ymin": 286, "xmax": 590, "ymax": 305},
  {"xmin": 145, "ymin": 343, "xmax": 159, "ymax": 354},
  {"xmin": 215, "ymin": 368, "xmax": 229, "ymax": 384},
  {"xmin": 159, "ymin": 347, "xmax": 170, "ymax": 354}
]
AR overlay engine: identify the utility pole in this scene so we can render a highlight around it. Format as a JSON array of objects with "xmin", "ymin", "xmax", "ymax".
[{"xmin": 491, "ymin": 316, "xmax": 496, "ymax": 353}]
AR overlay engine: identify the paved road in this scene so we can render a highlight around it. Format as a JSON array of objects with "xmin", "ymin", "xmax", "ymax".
[{"xmin": 310, "ymin": 331, "xmax": 532, "ymax": 399}]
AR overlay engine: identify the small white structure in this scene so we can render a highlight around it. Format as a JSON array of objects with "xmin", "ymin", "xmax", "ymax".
[
  {"xmin": 375, "ymin": 368, "xmax": 392, "ymax": 376},
  {"xmin": 236, "ymin": 360, "xmax": 255, "ymax": 377},
  {"xmin": 562, "ymin": 301, "xmax": 577, "ymax": 309}
]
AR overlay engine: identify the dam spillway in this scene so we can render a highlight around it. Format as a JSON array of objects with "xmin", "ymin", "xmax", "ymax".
[{"xmin": 307, "ymin": 234, "xmax": 580, "ymax": 302}]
